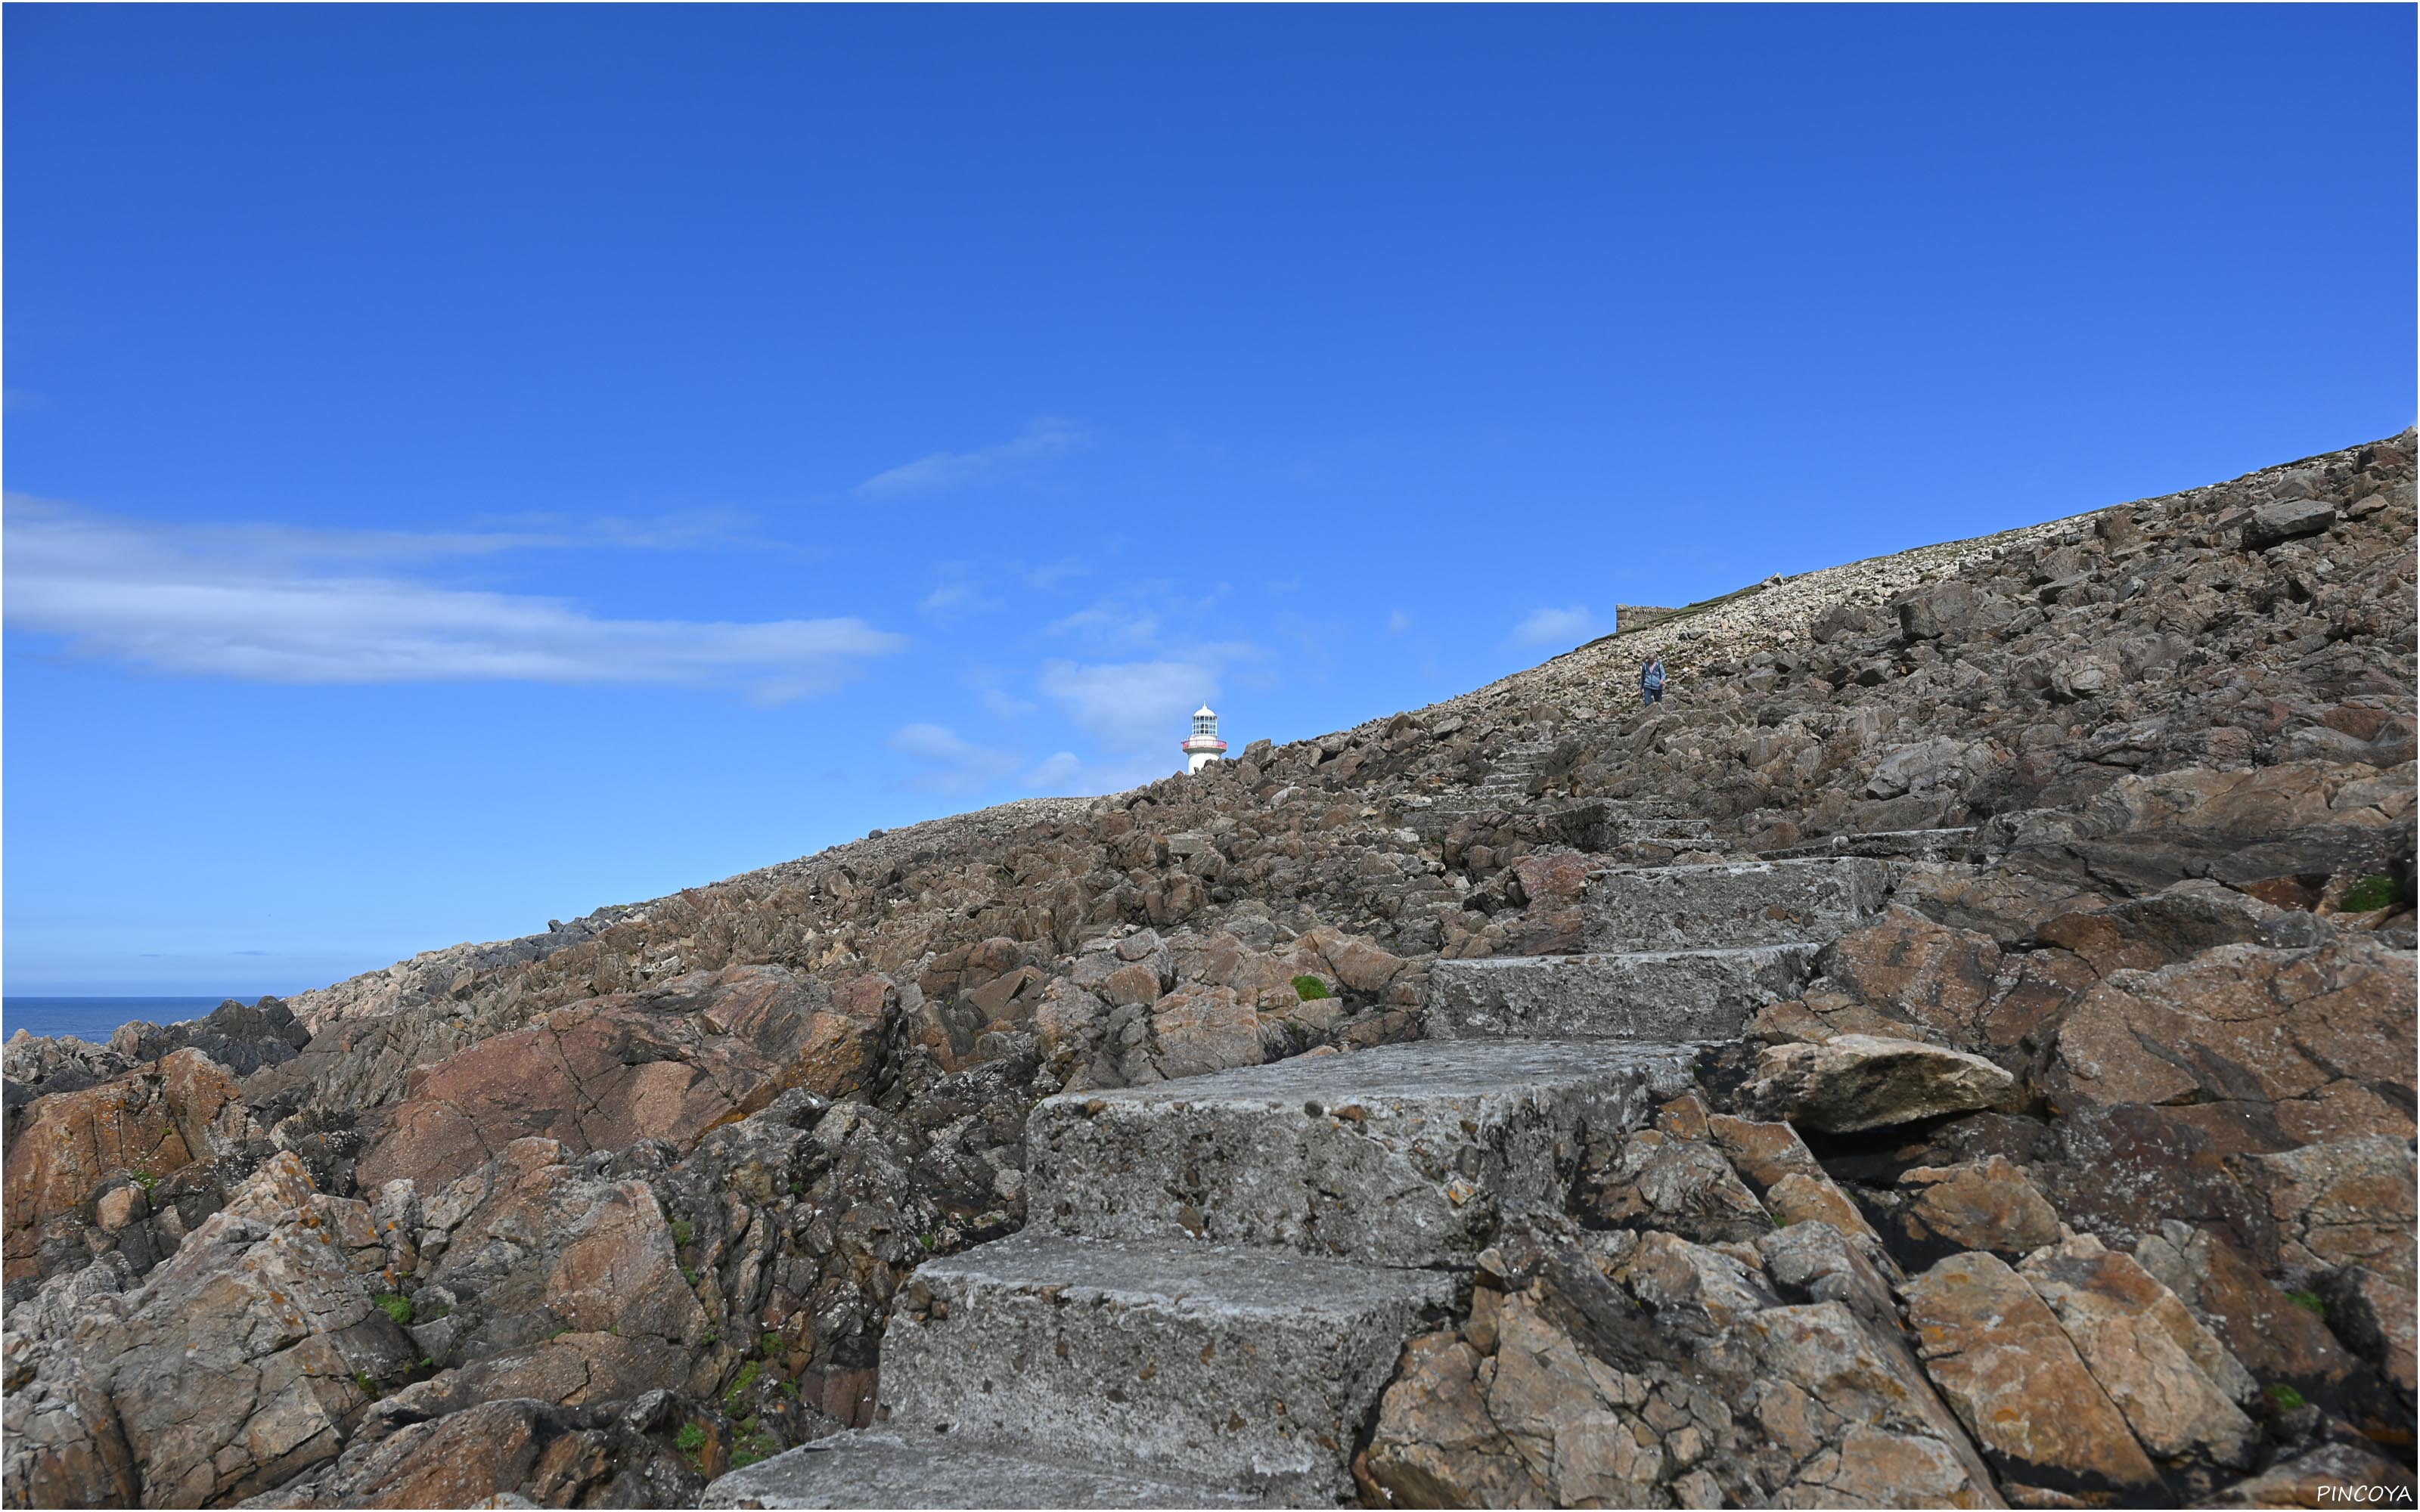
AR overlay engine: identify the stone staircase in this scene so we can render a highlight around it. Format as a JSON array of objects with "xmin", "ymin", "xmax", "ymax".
[
  {"xmin": 706, "ymin": 854, "xmax": 1899, "ymax": 1509},
  {"xmin": 1758, "ymin": 826, "xmax": 1978, "ymax": 863},
  {"xmin": 1402, "ymin": 739, "xmax": 1722, "ymax": 856},
  {"xmin": 1400, "ymin": 740, "xmax": 1563, "ymax": 838},
  {"xmin": 1434, "ymin": 739, "xmax": 1555, "ymax": 816}
]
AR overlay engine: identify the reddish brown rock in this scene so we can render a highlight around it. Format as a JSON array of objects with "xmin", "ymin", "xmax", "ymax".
[
  {"xmin": 2034, "ymin": 1101, "xmax": 2279, "ymax": 1265},
  {"xmin": 355, "ymin": 965, "xmax": 842, "ymax": 1189},
  {"xmin": 2035, "ymin": 880, "xmax": 2320, "ymax": 978},
  {"xmin": 2130, "ymin": 1222, "xmax": 2360, "ymax": 1390},
  {"xmin": 1356, "ymin": 1332, "xmax": 1550, "ymax": 1508},
  {"xmin": 1748, "ymin": 992, "xmax": 1928, "ymax": 1046},
  {"xmin": 1996, "ymin": 760, "xmax": 2415, "ymax": 900},
  {"xmin": 2045, "ymin": 940, "xmax": 2415, "ymax": 1151},
  {"xmin": 1742, "ymin": 1302, "xmax": 2001, "ymax": 1507},
  {"xmin": 2, "ymin": 1049, "xmax": 250, "ymax": 1284},
  {"xmin": 1980, "ymin": 948, "xmax": 2098, "ymax": 1052},
  {"xmin": 2317, "ymin": 1268, "xmax": 2418, "ymax": 1400},
  {"xmin": 1321, "ymin": 935, "xmax": 1411, "ymax": 994},
  {"xmin": 1502, "ymin": 852, "xmax": 1594, "ymax": 955},
  {"xmin": 419, "ymin": 1137, "xmax": 708, "ymax": 1361},
  {"xmin": 2018, "ymin": 1234, "xmax": 2257, "ymax": 1470},
  {"xmin": 1653, "ymin": 1091, "xmax": 1712, "ymax": 1142},
  {"xmin": 1146, "ymin": 986, "xmax": 1261, "ymax": 1081},
  {"xmin": 90, "ymin": 1185, "xmax": 144, "ymax": 1234},
  {"xmin": 1706, "ymin": 1113, "xmax": 1829, "ymax": 1190},
  {"xmin": 1820, "ymin": 908, "xmax": 2004, "ymax": 1043},
  {"xmin": 1580, "ymin": 1129, "xmax": 1770, "ymax": 1244},
  {"xmin": 2245, "ymin": 1136, "xmax": 2418, "ymax": 1289},
  {"xmin": 369, "ymin": 1330, "xmax": 694, "ymax": 1421},
  {"xmin": 2199, "ymin": 1444, "xmax": 2418, "ymax": 1508},
  {"xmin": 1097, "ymin": 962, "xmax": 1162, "ymax": 1008},
  {"xmin": 3, "ymin": 1160, "xmax": 414, "ymax": 1508},
  {"xmin": 1766, "ymin": 1172, "xmax": 1888, "ymax": 1253},
  {"xmin": 779, "ymin": 1009, "xmax": 880, "ymax": 1103},
  {"xmin": 1897, "ymin": 1157, "xmax": 2062, "ymax": 1259},
  {"xmin": 1740, "ymin": 1035, "xmax": 2018, "ymax": 1133},
  {"xmin": 963, "ymin": 964, "xmax": 1047, "ymax": 1023},
  {"xmin": 1700, "ymin": 1112, "xmax": 1894, "ymax": 1260},
  {"xmin": 1903, "ymin": 1250, "xmax": 2164, "ymax": 1493},
  {"xmin": 243, "ymin": 1395, "xmax": 704, "ymax": 1509}
]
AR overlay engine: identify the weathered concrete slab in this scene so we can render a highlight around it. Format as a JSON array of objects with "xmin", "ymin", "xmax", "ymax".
[
  {"xmin": 869, "ymin": 1232, "xmax": 1455, "ymax": 1503},
  {"xmin": 1026, "ymin": 1039, "xmax": 1691, "ymax": 1266},
  {"xmin": 1600, "ymin": 801, "xmax": 1710, "ymax": 830},
  {"xmin": 1584, "ymin": 857, "xmax": 1890, "ymax": 951},
  {"xmin": 1426, "ymin": 944, "xmax": 1819, "ymax": 1040},
  {"xmin": 1759, "ymin": 827, "xmax": 1978, "ymax": 863},
  {"xmin": 1613, "ymin": 835, "xmax": 1726, "ymax": 857},
  {"xmin": 1406, "ymin": 800, "xmax": 1605, "ymax": 838},
  {"xmin": 1601, "ymin": 798, "xmax": 1697, "ymax": 821},
  {"xmin": 1617, "ymin": 816, "xmax": 1714, "ymax": 839},
  {"xmin": 703, "ymin": 1431, "xmax": 1252, "ymax": 1508}
]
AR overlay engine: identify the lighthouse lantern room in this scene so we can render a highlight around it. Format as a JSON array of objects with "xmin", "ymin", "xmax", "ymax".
[{"xmin": 1181, "ymin": 705, "xmax": 1228, "ymax": 773}]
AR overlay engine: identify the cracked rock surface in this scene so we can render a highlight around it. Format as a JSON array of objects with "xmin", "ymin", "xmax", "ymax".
[{"xmin": 5, "ymin": 432, "xmax": 2414, "ymax": 1507}]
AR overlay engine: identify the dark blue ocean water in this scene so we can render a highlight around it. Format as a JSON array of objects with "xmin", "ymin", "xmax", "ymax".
[{"xmin": 3, "ymin": 996, "xmax": 262, "ymax": 1046}]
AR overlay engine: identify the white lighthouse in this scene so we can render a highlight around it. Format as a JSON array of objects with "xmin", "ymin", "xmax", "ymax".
[{"xmin": 1181, "ymin": 705, "xmax": 1227, "ymax": 773}]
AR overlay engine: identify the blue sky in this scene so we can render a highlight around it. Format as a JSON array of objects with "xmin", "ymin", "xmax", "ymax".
[{"xmin": 6, "ymin": 5, "xmax": 2412, "ymax": 995}]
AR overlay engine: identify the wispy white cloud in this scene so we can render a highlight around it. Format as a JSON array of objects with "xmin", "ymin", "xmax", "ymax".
[
  {"xmin": 886, "ymin": 722, "xmax": 1022, "ymax": 795},
  {"xmin": 455, "ymin": 507, "xmax": 770, "ymax": 553},
  {"xmin": 1270, "ymin": 610, "xmax": 1343, "ymax": 682},
  {"xmin": 1509, "ymin": 604, "xmax": 1601, "ymax": 647},
  {"xmin": 1046, "ymin": 577, "xmax": 1237, "ymax": 658},
  {"xmin": 1023, "ymin": 751, "xmax": 1082, "ymax": 789},
  {"xmin": 914, "ymin": 559, "xmax": 1001, "ymax": 618},
  {"xmin": 5, "ymin": 497, "xmax": 904, "ymax": 702},
  {"xmin": 979, "ymin": 686, "xmax": 1039, "ymax": 720},
  {"xmin": 855, "ymin": 417, "xmax": 1086, "ymax": 498},
  {"xmin": 1038, "ymin": 643, "xmax": 1260, "ymax": 752},
  {"xmin": 1388, "ymin": 609, "xmax": 1414, "ymax": 634},
  {"xmin": 1019, "ymin": 556, "xmax": 1094, "ymax": 591},
  {"xmin": 917, "ymin": 551, "xmax": 1101, "ymax": 621},
  {"xmin": 1018, "ymin": 748, "xmax": 1184, "ymax": 798},
  {"xmin": 1047, "ymin": 601, "xmax": 1162, "ymax": 652}
]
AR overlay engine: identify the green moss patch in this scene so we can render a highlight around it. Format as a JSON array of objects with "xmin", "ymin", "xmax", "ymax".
[
  {"xmin": 2341, "ymin": 874, "xmax": 2400, "ymax": 912},
  {"xmin": 725, "ymin": 1361, "xmax": 763, "ymax": 1409}
]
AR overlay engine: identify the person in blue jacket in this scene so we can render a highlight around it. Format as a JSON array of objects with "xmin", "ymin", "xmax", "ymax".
[{"xmin": 1640, "ymin": 656, "xmax": 1666, "ymax": 707}]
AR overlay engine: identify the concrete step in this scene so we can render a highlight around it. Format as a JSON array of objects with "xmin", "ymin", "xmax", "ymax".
[
  {"xmin": 1602, "ymin": 840, "xmax": 1734, "ymax": 868},
  {"xmin": 1759, "ymin": 826, "xmax": 1978, "ymax": 863},
  {"xmin": 1599, "ymin": 798, "xmax": 1694, "ymax": 819},
  {"xmin": 1652, "ymin": 811, "xmax": 1713, "ymax": 830},
  {"xmin": 1584, "ymin": 857, "xmax": 1889, "ymax": 951},
  {"xmin": 1025, "ymin": 1039, "xmax": 1691, "ymax": 1266},
  {"xmin": 1605, "ymin": 815, "xmax": 1714, "ymax": 840},
  {"xmin": 703, "ymin": 1432, "xmax": 1253, "ymax": 1509},
  {"xmin": 867, "ymin": 1232, "xmax": 1455, "ymax": 1503},
  {"xmin": 1404, "ymin": 799, "xmax": 1605, "ymax": 838},
  {"xmin": 1425, "ymin": 943, "xmax": 1819, "ymax": 1040}
]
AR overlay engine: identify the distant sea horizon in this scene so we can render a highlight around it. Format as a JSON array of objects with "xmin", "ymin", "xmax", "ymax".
[{"xmin": 4, "ymin": 996, "xmax": 267, "ymax": 1046}]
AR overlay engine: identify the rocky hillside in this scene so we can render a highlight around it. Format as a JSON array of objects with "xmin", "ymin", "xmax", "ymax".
[{"xmin": 4, "ymin": 432, "xmax": 2413, "ymax": 1508}]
